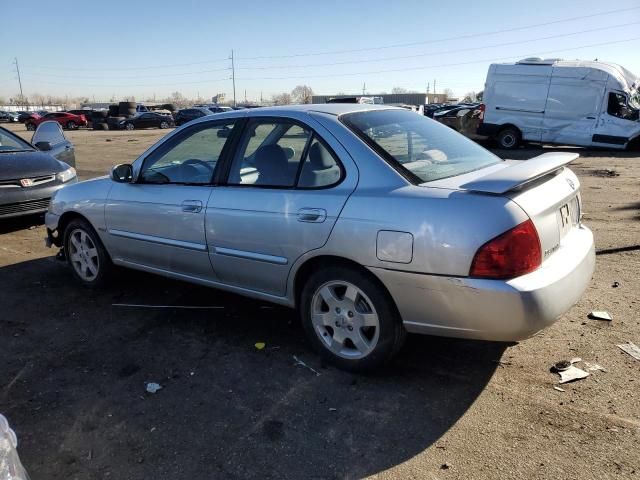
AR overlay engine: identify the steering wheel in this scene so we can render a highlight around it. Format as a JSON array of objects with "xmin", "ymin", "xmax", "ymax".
[{"xmin": 183, "ymin": 158, "xmax": 214, "ymax": 173}]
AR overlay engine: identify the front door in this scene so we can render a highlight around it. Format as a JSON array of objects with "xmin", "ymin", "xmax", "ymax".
[
  {"xmin": 593, "ymin": 91, "xmax": 640, "ymax": 147},
  {"xmin": 104, "ymin": 119, "xmax": 238, "ymax": 279},
  {"xmin": 206, "ymin": 116, "xmax": 356, "ymax": 296}
]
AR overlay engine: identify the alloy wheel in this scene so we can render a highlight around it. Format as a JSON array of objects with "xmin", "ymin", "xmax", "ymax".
[
  {"xmin": 310, "ymin": 280, "xmax": 380, "ymax": 359},
  {"xmin": 68, "ymin": 228, "xmax": 100, "ymax": 282}
]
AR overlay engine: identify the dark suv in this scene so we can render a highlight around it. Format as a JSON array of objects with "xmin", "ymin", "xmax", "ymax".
[{"xmin": 174, "ymin": 107, "xmax": 212, "ymax": 126}]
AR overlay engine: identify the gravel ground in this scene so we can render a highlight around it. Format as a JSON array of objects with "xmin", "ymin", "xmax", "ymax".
[{"xmin": 1, "ymin": 123, "xmax": 639, "ymax": 479}]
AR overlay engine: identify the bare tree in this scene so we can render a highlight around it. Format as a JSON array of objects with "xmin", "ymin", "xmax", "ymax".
[
  {"xmin": 163, "ymin": 91, "xmax": 190, "ymax": 108},
  {"xmin": 271, "ymin": 93, "xmax": 292, "ymax": 105},
  {"xmin": 31, "ymin": 93, "xmax": 46, "ymax": 108},
  {"xmin": 391, "ymin": 87, "xmax": 408, "ymax": 94},
  {"xmin": 462, "ymin": 91, "xmax": 477, "ymax": 103},
  {"xmin": 443, "ymin": 88, "xmax": 455, "ymax": 100},
  {"xmin": 291, "ymin": 85, "xmax": 314, "ymax": 104}
]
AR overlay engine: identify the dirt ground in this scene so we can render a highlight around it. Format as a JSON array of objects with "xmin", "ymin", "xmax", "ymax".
[{"xmin": 1, "ymin": 123, "xmax": 639, "ymax": 480}]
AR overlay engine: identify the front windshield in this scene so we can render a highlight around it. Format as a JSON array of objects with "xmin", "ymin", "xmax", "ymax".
[
  {"xmin": 341, "ymin": 109, "xmax": 501, "ymax": 183},
  {"xmin": 0, "ymin": 128, "xmax": 33, "ymax": 152}
]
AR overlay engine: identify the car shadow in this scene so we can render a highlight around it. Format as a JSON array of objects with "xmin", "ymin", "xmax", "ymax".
[
  {"xmin": 0, "ymin": 258, "xmax": 506, "ymax": 480},
  {"xmin": 0, "ymin": 214, "xmax": 44, "ymax": 234}
]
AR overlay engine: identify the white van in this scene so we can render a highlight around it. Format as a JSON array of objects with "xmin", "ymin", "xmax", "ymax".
[{"xmin": 480, "ymin": 58, "xmax": 640, "ymax": 149}]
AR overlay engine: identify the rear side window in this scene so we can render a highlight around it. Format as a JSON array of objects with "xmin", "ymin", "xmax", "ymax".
[
  {"xmin": 298, "ymin": 138, "xmax": 342, "ymax": 188},
  {"xmin": 342, "ymin": 109, "xmax": 500, "ymax": 183}
]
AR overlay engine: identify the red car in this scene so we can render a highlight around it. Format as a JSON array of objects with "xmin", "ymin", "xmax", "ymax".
[{"xmin": 25, "ymin": 112, "xmax": 87, "ymax": 131}]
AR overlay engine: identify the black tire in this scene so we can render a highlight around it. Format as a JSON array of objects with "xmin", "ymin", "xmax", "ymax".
[
  {"xmin": 300, "ymin": 265, "xmax": 406, "ymax": 372},
  {"xmin": 63, "ymin": 218, "xmax": 112, "ymax": 288},
  {"xmin": 26, "ymin": 122, "xmax": 36, "ymax": 131},
  {"xmin": 159, "ymin": 120, "xmax": 169, "ymax": 129},
  {"xmin": 125, "ymin": 122, "xmax": 135, "ymax": 130},
  {"xmin": 496, "ymin": 127, "xmax": 521, "ymax": 149},
  {"xmin": 66, "ymin": 121, "xmax": 77, "ymax": 130}
]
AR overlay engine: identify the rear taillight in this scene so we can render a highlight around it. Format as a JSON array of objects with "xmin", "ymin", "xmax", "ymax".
[
  {"xmin": 478, "ymin": 103, "xmax": 485, "ymax": 123},
  {"xmin": 469, "ymin": 219, "xmax": 541, "ymax": 279}
]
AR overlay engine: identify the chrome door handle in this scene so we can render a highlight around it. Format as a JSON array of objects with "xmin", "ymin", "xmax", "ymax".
[
  {"xmin": 297, "ymin": 208, "xmax": 327, "ymax": 223},
  {"xmin": 181, "ymin": 200, "xmax": 203, "ymax": 213}
]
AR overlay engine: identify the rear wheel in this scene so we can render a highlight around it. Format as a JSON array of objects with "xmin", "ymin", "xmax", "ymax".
[
  {"xmin": 159, "ymin": 121, "xmax": 169, "ymax": 129},
  {"xmin": 66, "ymin": 121, "xmax": 77, "ymax": 130},
  {"xmin": 63, "ymin": 219, "xmax": 112, "ymax": 287},
  {"xmin": 300, "ymin": 265, "xmax": 406, "ymax": 372},
  {"xmin": 496, "ymin": 127, "xmax": 520, "ymax": 149}
]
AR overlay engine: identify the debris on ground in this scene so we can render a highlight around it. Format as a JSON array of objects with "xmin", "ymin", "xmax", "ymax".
[
  {"xmin": 552, "ymin": 358, "xmax": 589, "ymax": 384},
  {"xmin": 617, "ymin": 342, "xmax": 640, "ymax": 361},
  {"xmin": 145, "ymin": 382, "xmax": 162, "ymax": 394},
  {"xmin": 112, "ymin": 303, "xmax": 224, "ymax": 309},
  {"xmin": 328, "ymin": 408, "xmax": 337, "ymax": 412},
  {"xmin": 612, "ymin": 281, "xmax": 620, "ymax": 288},
  {"xmin": 588, "ymin": 311, "xmax": 612, "ymax": 321},
  {"xmin": 553, "ymin": 386, "xmax": 565, "ymax": 392},
  {"xmin": 105, "ymin": 138, "xmax": 112, "ymax": 142},
  {"xmin": 293, "ymin": 355, "xmax": 321, "ymax": 376},
  {"xmin": 440, "ymin": 463, "xmax": 451, "ymax": 470},
  {"xmin": 254, "ymin": 342, "xmax": 266, "ymax": 350},
  {"xmin": 592, "ymin": 169, "xmax": 619, "ymax": 177},
  {"xmin": 584, "ymin": 362, "xmax": 607, "ymax": 372}
]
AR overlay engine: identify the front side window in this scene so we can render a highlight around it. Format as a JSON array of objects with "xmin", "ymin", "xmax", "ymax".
[
  {"xmin": 607, "ymin": 92, "xmax": 639, "ymax": 121},
  {"xmin": 228, "ymin": 120, "xmax": 312, "ymax": 187},
  {"xmin": 140, "ymin": 121, "xmax": 235, "ymax": 185},
  {"xmin": 342, "ymin": 109, "xmax": 501, "ymax": 183}
]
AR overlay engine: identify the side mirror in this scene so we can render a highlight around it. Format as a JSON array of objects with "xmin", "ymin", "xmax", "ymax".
[
  {"xmin": 35, "ymin": 141, "xmax": 52, "ymax": 151},
  {"xmin": 110, "ymin": 163, "xmax": 134, "ymax": 183}
]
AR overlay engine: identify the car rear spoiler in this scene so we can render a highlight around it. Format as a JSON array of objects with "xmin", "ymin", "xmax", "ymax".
[{"xmin": 460, "ymin": 152, "xmax": 579, "ymax": 194}]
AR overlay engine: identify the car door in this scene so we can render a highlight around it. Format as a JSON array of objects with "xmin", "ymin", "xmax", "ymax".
[
  {"xmin": 104, "ymin": 119, "xmax": 238, "ymax": 279},
  {"xmin": 205, "ymin": 114, "xmax": 357, "ymax": 296},
  {"xmin": 137, "ymin": 113, "xmax": 153, "ymax": 128},
  {"xmin": 31, "ymin": 121, "xmax": 76, "ymax": 167},
  {"xmin": 593, "ymin": 91, "xmax": 640, "ymax": 147}
]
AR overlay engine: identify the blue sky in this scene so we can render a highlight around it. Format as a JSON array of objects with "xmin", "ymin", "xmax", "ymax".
[{"xmin": 1, "ymin": 0, "xmax": 639, "ymax": 103}]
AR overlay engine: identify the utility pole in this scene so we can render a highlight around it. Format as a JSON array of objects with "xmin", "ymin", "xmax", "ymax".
[
  {"xmin": 362, "ymin": 82, "xmax": 366, "ymax": 95},
  {"xmin": 230, "ymin": 49, "xmax": 237, "ymax": 107},
  {"xmin": 13, "ymin": 57, "xmax": 24, "ymax": 99},
  {"xmin": 434, "ymin": 79, "xmax": 436, "ymax": 95},
  {"xmin": 427, "ymin": 82, "xmax": 430, "ymax": 94}
]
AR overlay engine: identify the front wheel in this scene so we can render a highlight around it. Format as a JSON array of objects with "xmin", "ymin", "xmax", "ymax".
[
  {"xmin": 159, "ymin": 121, "xmax": 169, "ymax": 129},
  {"xmin": 125, "ymin": 122, "xmax": 134, "ymax": 130},
  {"xmin": 66, "ymin": 121, "xmax": 77, "ymax": 130},
  {"xmin": 26, "ymin": 123, "xmax": 36, "ymax": 131},
  {"xmin": 64, "ymin": 219, "xmax": 112, "ymax": 287},
  {"xmin": 300, "ymin": 266, "xmax": 406, "ymax": 372}
]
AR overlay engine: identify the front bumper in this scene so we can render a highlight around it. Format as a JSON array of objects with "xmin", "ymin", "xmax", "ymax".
[
  {"xmin": 369, "ymin": 225, "xmax": 595, "ymax": 342},
  {"xmin": 0, "ymin": 181, "xmax": 72, "ymax": 219}
]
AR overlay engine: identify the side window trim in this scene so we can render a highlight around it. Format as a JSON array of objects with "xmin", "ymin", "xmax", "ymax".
[{"xmin": 137, "ymin": 118, "xmax": 239, "ymax": 186}]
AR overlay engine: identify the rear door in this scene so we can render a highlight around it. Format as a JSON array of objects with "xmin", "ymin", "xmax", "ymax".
[{"xmin": 205, "ymin": 114, "xmax": 357, "ymax": 296}]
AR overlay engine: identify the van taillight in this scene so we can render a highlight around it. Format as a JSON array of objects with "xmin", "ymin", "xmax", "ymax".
[
  {"xmin": 469, "ymin": 219, "xmax": 541, "ymax": 279},
  {"xmin": 478, "ymin": 103, "xmax": 485, "ymax": 123}
]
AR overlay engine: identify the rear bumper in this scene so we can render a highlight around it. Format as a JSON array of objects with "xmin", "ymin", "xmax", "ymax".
[{"xmin": 369, "ymin": 225, "xmax": 595, "ymax": 341}]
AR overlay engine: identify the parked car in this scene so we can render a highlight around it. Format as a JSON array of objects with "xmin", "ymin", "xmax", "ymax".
[
  {"xmin": 434, "ymin": 105, "xmax": 488, "ymax": 142},
  {"xmin": 25, "ymin": 111, "xmax": 88, "ymax": 131},
  {"xmin": 0, "ymin": 122, "xmax": 77, "ymax": 219},
  {"xmin": 174, "ymin": 107, "xmax": 212, "ymax": 126},
  {"xmin": 45, "ymin": 105, "xmax": 594, "ymax": 371},
  {"xmin": 480, "ymin": 57, "xmax": 640, "ymax": 149},
  {"xmin": 0, "ymin": 111, "xmax": 19, "ymax": 122},
  {"xmin": 119, "ymin": 112, "xmax": 174, "ymax": 130},
  {"xmin": 17, "ymin": 111, "xmax": 40, "ymax": 123}
]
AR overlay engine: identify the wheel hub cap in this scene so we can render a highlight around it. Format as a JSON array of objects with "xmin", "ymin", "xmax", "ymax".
[{"xmin": 68, "ymin": 229, "xmax": 99, "ymax": 281}]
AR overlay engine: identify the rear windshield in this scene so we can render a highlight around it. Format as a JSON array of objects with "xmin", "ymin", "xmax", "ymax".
[{"xmin": 341, "ymin": 109, "xmax": 501, "ymax": 183}]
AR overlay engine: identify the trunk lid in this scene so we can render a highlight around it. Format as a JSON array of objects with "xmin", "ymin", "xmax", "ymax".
[{"xmin": 422, "ymin": 152, "xmax": 582, "ymax": 262}]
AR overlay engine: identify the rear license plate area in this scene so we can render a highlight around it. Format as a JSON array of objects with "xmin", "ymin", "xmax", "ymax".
[{"xmin": 558, "ymin": 195, "xmax": 580, "ymax": 238}]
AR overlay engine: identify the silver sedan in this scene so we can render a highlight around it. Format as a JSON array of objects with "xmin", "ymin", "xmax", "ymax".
[{"xmin": 45, "ymin": 104, "xmax": 595, "ymax": 371}]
